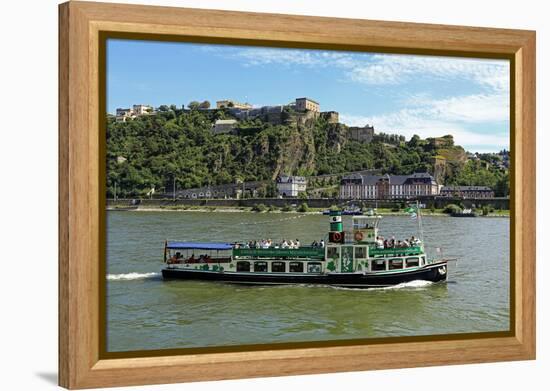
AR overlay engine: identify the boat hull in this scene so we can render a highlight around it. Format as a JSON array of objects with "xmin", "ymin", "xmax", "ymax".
[{"xmin": 162, "ymin": 261, "xmax": 447, "ymax": 288}]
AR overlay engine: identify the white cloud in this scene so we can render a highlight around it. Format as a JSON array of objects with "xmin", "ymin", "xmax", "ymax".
[
  {"xmin": 344, "ymin": 54, "xmax": 509, "ymax": 93},
  {"xmin": 404, "ymin": 92, "xmax": 509, "ymax": 123},
  {"xmin": 212, "ymin": 46, "xmax": 509, "ymax": 93},
  {"xmin": 340, "ymin": 106, "xmax": 509, "ymax": 152}
]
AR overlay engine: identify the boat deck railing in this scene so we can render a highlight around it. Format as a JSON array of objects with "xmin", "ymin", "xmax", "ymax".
[
  {"xmin": 368, "ymin": 246, "xmax": 423, "ymax": 257},
  {"xmin": 233, "ymin": 246, "xmax": 325, "ymax": 259}
]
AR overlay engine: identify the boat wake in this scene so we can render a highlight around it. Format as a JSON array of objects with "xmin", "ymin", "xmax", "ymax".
[
  {"xmin": 383, "ymin": 280, "xmax": 434, "ymax": 289},
  {"xmin": 332, "ymin": 280, "xmax": 435, "ymax": 291},
  {"xmin": 106, "ymin": 272, "xmax": 160, "ymax": 281}
]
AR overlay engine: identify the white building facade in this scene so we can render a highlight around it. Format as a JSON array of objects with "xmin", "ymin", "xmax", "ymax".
[
  {"xmin": 276, "ymin": 175, "xmax": 307, "ymax": 197},
  {"xmin": 340, "ymin": 173, "xmax": 439, "ymax": 199}
]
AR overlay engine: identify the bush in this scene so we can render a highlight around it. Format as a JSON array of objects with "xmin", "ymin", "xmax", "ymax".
[
  {"xmin": 252, "ymin": 203, "xmax": 267, "ymax": 212},
  {"xmin": 481, "ymin": 204, "xmax": 494, "ymax": 216},
  {"xmin": 297, "ymin": 202, "xmax": 309, "ymax": 212},
  {"xmin": 281, "ymin": 204, "xmax": 293, "ymax": 212},
  {"xmin": 267, "ymin": 204, "xmax": 278, "ymax": 212},
  {"xmin": 391, "ymin": 204, "xmax": 400, "ymax": 212},
  {"xmin": 443, "ymin": 203, "xmax": 462, "ymax": 214}
]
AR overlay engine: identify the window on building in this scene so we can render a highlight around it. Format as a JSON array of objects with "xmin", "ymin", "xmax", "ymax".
[
  {"xmin": 371, "ymin": 259, "xmax": 386, "ymax": 271},
  {"xmin": 289, "ymin": 262, "xmax": 304, "ymax": 273},
  {"xmin": 272, "ymin": 262, "xmax": 286, "ymax": 272},
  {"xmin": 254, "ymin": 261, "xmax": 268, "ymax": 272},
  {"xmin": 307, "ymin": 262, "xmax": 322, "ymax": 273},
  {"xmin": 406, "ymin": 257, "xmax": 419, "ymax": 267},
  {"xmin": 389, "ymin": 259, "xmax": 403, "ymax": 270},
  {"xmin": 236, "ymin": 261, "xmax": 250, "ymax": 272}
]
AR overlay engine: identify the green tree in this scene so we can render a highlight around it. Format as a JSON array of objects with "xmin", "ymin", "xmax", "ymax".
[{"xmin": 188, "ymin": 101, "xmax": 200, "ymax": 110}]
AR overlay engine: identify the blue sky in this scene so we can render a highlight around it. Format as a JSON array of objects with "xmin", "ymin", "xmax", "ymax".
[{"xmin": 107, "ymin": 39, "xmax": 510, "ymax": 153}]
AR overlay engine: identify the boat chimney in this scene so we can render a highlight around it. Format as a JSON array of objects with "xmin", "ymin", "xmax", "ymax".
[{"xmin": 328, "ymin": 210, "xmax": 345, "ymax": 243}]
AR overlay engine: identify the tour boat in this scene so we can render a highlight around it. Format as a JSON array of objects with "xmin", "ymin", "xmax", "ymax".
[
  {"xmin": 322, "ymin": 205, "xmax": 363, "ymax": 216},
  {"xmin": 451, "ymin": 208, "xmax": 477, "ymax": 217},
  {"xmin": 161, "ymin": 208, "xmax": 451, "ymax": 288}
]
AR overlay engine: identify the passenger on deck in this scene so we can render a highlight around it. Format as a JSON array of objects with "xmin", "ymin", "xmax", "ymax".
[
  {"xmin": 281, "ymin": 240, "xmax": 289, "ymax": 249},
  {"xmin": 376, "ymin": 236, "xmax": 384, "ymax": 249},
  {"xmin": 311, "ymin": 240, "xmax": 318, "ymax": 247},
  {"xmin": 320, "ymin": 239, "xmax": 325, "ymax": 248},
  {"xmin": 188, "ymin": 254, "xmax": 195, "ymax": 263},
  {"xmin": 295, "ymin": 239, "xmax": 300, "ymax": 248}
]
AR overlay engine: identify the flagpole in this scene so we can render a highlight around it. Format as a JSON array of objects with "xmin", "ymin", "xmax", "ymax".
[{"xmin": 417, "ymin": 199, "xmax": 424, "ymax": 244}]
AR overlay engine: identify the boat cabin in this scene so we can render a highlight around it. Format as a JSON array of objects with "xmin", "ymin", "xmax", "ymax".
[{"xmin": 164, "ymin": 241, "xmax": 233, "ymax": 266}]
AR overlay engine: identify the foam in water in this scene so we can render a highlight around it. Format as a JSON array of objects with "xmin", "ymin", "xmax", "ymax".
[
  {"xmin": 378, "ymin": 280, "xmax": 434, "ymax": 290},
  {"xmin": 106, "ymin": 272, "xmax": 159, "ymax": 281},
  {"xmin": 332, "ymin": 279, "xmax": 435, "ymax": 291}
]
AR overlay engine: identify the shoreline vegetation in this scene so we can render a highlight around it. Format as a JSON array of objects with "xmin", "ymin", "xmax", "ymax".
[{"xmin": 107, "ymin": 204, "xmax": 510, "ymax": 217}]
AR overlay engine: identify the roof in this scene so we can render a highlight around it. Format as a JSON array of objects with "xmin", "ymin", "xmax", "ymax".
[
  {"xmin": 166, "ymin": 241, "xmax": 233, "ymax": 250},
  {"xmin": 296, "ymin": 97, "xmax": 320, "ymax": 105},
  {"xmin": 215, "ymin": 119, "xmax": 237, "ymax": 125}
]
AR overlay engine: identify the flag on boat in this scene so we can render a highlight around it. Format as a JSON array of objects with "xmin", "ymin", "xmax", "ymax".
[{"xmin": 405, "ymin": 205, "xmax": 417, "ymax": 219}]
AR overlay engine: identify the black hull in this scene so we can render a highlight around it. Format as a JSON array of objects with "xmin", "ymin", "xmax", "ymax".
[{"xmin": 162, "ymin": 262, "xmax": 447, "ymax": 289}]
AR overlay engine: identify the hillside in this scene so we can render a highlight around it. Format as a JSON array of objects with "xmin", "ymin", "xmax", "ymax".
[{"xmin": 106, "ymin": 108, "xmax": 508, "ymax": 197}]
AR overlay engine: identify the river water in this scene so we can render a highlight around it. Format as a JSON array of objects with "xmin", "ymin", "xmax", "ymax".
[{"xmin": 106, "ymin": 211, "xmax": 510, "ymax": 352}]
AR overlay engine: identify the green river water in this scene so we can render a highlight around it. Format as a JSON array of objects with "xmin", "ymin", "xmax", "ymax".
[{"xmin": 106, "ymin": 211, "xmax": 509, "ymax": 352}]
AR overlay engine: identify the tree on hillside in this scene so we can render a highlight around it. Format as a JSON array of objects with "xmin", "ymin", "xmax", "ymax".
[
  {"xmin": 199, "ymin": 100, "xmax": 211, "ymax": 109},
  {"xmin": 188, "ymin": 101, "xmax": 200, "ymax": 110}
]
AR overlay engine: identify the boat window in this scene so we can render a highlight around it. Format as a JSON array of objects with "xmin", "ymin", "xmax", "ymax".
[
  {"xmin": 327, "ymin": 247, "xmax": 338, "ymax": 259},
  {"xmin": 289, "ymin": 262, "xmax": 304, "ymax": 273},
  {"xmin": 236, "ymin": 261, "xmax": 250, "ymax": 272},
  {"xmin": 355, "ymin": 246, "xmax": 367, "ymax": 259},
  {"xmin": 421, "ymin": 256, "xmax": 426, "ymax": 266},
  {"xmin": 406, "ymin": 257, "xmax": 419, "ymax": 267},
  {"xmin": 272, "ymin": 262, "xmax": 286, "ymax": 272},
  {"xmin": 389, "ymin": 259, "xmax": 403, "ymax": 270},
  {"xmin": 371, "ymin": 259, "xmax": 386, "ymax": 271},
  {"xmin": 307, "ymin": 262, "xmax": 322, "ymax": 273},
  {"xmin": 254, "ymin": 261, "xmax": 268, "ymax": 272}
]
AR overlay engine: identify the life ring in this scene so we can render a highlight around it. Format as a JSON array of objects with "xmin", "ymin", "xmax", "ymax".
[
  {"xmin": 332, "ymin": 232, "xmax": 342, "ymax": 242},
  {"xmin": 354, "ymin": 231, "xmax": 364, "ymax": 241},
  {"xmin": 438, "ymin": 266, "xmax": 447, "ymax": 275}
]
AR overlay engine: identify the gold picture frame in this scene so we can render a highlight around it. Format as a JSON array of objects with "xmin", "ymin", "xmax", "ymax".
[{"xmin": 59, "ymin": 1, "xmax": 536, "ymax": 388}]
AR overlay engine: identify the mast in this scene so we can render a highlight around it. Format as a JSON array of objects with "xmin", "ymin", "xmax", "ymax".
[{"xmin": 417, "ymin": 199, "xmax": 424, "ymax": 243}]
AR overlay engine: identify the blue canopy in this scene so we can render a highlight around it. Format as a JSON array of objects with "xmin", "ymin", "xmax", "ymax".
[{"xmin": 166, "ymin": 241, "xmax": 233, "ymax": 250}]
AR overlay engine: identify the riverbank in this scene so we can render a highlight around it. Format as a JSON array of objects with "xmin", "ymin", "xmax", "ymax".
[{"xmin": 107, "ymin": 205, "xmax": 509, "ymax": 217}]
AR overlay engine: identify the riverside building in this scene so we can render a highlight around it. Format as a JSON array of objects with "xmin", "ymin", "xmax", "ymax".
[{"xmin": 339, "ymin": 173, "xmax": 439, "ymax": 200}]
